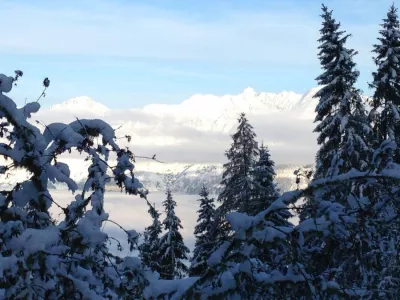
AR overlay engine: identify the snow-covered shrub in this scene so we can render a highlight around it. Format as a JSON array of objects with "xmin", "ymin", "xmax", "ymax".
[{"xmin": 0, "ymin": 71, "xmax": 154, "ymax": 299}]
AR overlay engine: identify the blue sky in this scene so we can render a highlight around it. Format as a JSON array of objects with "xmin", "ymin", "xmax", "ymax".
[{"xmin": 0, "ymin": 0, "xmax": 396, "ymax": 108}]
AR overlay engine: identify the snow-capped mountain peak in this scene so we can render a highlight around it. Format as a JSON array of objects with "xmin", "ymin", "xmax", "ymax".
[
  {"xmin": 138, "ymin": 87, "xmax": 318, "ymax": 133},
  {"xmin": 49, "ymin": 96, "xmax": 110, "ymax": 116},
  {"xmin": 143, "ymin": 87, "xmax": 305, "ymax": 115}
]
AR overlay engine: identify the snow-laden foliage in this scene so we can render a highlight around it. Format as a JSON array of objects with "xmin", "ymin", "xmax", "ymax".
[
  {"xmin": 3, "ymin": 3, "xmax": 400, "ymax": 299},
  {"xmin": 189, "ymin": 186, "xmax": 216, "ymax": 277},
  {"xmin": 184, "ymin": 148, "xmax": 294, "ymax": 299},
  {"xmin": 139, "ymin": 201, "xmax": 162, "ymax": 274},
  {"xmin": 313, "ymin": 4, "xmax": 372, "ymax": 179},
  {"xmin": 158, "ymin": 190, "xmax": 190, "ymax": 280},
  {"xmin": 0, "ymin": 72, "xmax": 155, "ymax": 299},
  {"xmin": 218, "ymin": 113, "xmax": 259, "ymax": 215},
  {"xmin": 370, "ymin": 4, "xmax": 400, "ymax": 167},
  {"xmin": 297, "ymin": 5, "xmax": 400, "ymax": 299},
  {"xmin": 302, "ymin": 4, "xmax": 373, "ymax": 221},
  {"xmin": 249, "ymin": 143, "xmax": 280, "ymax": 214},
  {"xmin": 301, "ymin": 171, "xmax": 400, "ymax": 299},
  {"xmin": 216, "ymin": 112, "xmax": 259, "ymax": 244},
  {"xmin": 185, "ymin": 169, "xmax": 400, "ymax": 299},
  {"xmin": 185, "ymin": 191, "xmax": 297, "ymax": 299}
]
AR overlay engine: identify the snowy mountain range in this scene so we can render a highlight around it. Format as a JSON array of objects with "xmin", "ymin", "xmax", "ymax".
[
  {"xmin": 47, "ymin": 86, "xmax": 321, "ymax": 130},
  {"xmin": 139, "ymin": 87, "xmax": 320, "ymax": 133},
  {"xmin": 130, "ymin": 163, "xmax": 312, "ymax": 194},
  {"xmin": 2, "ymin": 87, "xmax": 324, "ymax": 194}
]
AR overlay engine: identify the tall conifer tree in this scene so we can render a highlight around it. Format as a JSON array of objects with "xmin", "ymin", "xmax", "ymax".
[
  {"xmin": 218, "ymin": 113, "xmax": 258, "ymax": 215},
  {"xmin": 159, "ymin": 190, "xmax": 190, "ymax": 279},
  {"xmin": 249, "ymin": 143, "xmax": 280, "ymax": 215},
  {"xmin": 370, "ymin": 4, "xmax": 400, "ymax": 166},
  {"xmin": 189, "ymin": 186, "xmax": 216, "ymax": 276},
  {"xmin": 187, "ymin": 195, "xmax": 295, "ymax": 299},
  {"xmin": 139, "ymin": 202, "xmax": 162, "ymax": 273},
  {"xmin": 297, "ymin": 5, "xmax": 393, "ymax": 298},
  {"xmin": 313, "ymin": 4, "xmax": 371, "ymax": 179},
  {"xmin": 302, "ymin": 4, "xmax": 372, "ymax": 223}
]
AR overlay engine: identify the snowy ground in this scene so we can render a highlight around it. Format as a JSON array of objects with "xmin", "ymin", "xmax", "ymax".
[{"xmin": 49, "ymin": 190, "xmax": 203, "ymax": 258}]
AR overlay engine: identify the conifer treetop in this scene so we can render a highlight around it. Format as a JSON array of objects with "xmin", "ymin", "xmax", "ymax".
[
  {"xmin": 369, "ymin": 4, "xmax": 400, "ymax": 148},
  {"xmin": 315, "ymin": 4, "xmax": 359, "ymax": 121},
  {"xmin": 139, "ymin": 201, "xmax": 162, "ymax": 273},
  {"xmin": 218, "ymin": 112, "xmax": 258, "ymax": 215},
  {"xmin": 313, "ymin": 4, "xmax": 370, "ymax": 178},
  {"xmin": 190, "ymin": 185, "xmax": 216, "ymax": 276},
  {"xmin": 371, "ymin": 4, "xmax": 400, "ymax": 106},
  {"xmin": 159, "ymin": 189, "xmax": 190, "ymax": 279}
]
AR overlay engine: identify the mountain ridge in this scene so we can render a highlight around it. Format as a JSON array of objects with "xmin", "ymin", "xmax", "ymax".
[{"xmin": 47, "ymin": 87, "xmax": 319, "ymax": 117}]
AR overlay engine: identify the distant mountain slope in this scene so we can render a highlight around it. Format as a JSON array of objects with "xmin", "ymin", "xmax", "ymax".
[{"xmin": 128, "ymin": 163, "xmax": 312, "ymax": 195}]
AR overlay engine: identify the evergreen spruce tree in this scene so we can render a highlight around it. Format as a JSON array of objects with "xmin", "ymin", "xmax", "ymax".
[
  {"xmin": 249, "ymin": 143, "xmax": 280, "ymax": 215},
  {"xmin": 297, "ymin": 5, "xmax": 398, "ymax": 298},
  {"xmin": 159, "ymin": 190, "xmax": 190, "ymax": 279},
  {"xmin": 301, "ymin": 4, "xmax": 373, "ymax": 221},
  {"xmin": 302, "ymin": 4, "xmax": 371, "ymax": 223},
  {"xmin": 187, "ymin": 147, "xmax": 294, "ymax": 298},
  {"xmin": 313, "ymin": 4, "xmax": 372, "ymax": 179},
  {"xmin": 189, "ymin": 186, "xmax": 216, "ymax": 276},
  {"xmin": 218, "ymin": 112, "xmax": 258, "ymax": 217},
  {"xmin": 370, "ymin": 4, "xmax": 400, "ymax": 166},
  {"xmin": 187, "ymin": 194, "xmax": 296, "ymax": 299},
  {"xmin": 367, "ymin": 5, "xmax": 400, "ymax": 297},
  {"xmin": 139, "ymin": 202, "xmax": 162, "ymax": 273},
  {"xmin": 187, "ymin": 172, "xmax": 400, "ymax": 298}
]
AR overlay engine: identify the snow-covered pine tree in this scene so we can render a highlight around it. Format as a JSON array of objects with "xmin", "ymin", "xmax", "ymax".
[
  {"xmin": 159, "ymin": 189, "xmax": 190, "ymax": 279},
  {"xmin": 301, "ymin": 4, "xmax": 373, "ymax": 221},
  {"xmin": 299, "ymin": 168, "xmax": 400, "ymax": 298},
  {"xmin": 313, "ymin": 4, "xmax": 372, "ymax": 179},
  {"xmin": 249, "ymin": 143, "xmax": 280, "ymax": 215},
  {"xmin": 189, "ymin": 186, "xmax": 216, "ymax": 276},
  {"xmin": 298, "ymin": 5, "xmax": 398, "ymax": 298},
  {"xmin": 186, "ymin": 191, "xmax": 297, "ymax": 299},
  {"xmin": 139, "ymin": 201, "xmax": 162, "ymax": 274},
  {"xmin": 218, "ymin": 113, "xmax": 258, "ymax": 215},
  {"xmin": 370, "ymin": 4, "xmax": 400, "ymax": 167},
  {"xmin": 191, "ymin": 171, "xmax": 400, "ymax": 299},
  {"xmin": 185, "ymin": 148, "xmax": 293, "ymax": 299},
  {"xmin": 366, "ymin": 5, "xmax": 400, "ymax": 297},
  {"xmin": 0, "ymin": 71, "xmax": 154, "ymax": 298}
]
